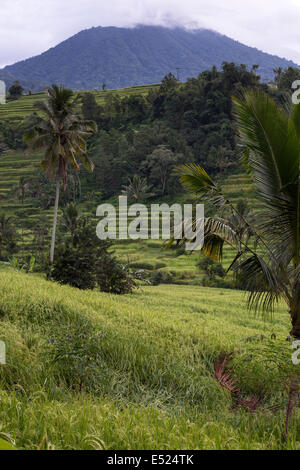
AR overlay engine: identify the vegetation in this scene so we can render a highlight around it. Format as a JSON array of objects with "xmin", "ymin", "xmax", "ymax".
[
  {"xmin": 52, "ymin": 217, "xmax": 136, "ymax": 294},
  {"xmin": 8, "ymin": 81, "xmax": 24, "ymax": 101},
  {"xmin": 23, "ymin": 84, "xmax": 97, "ymax": 265},
  {"xmin": 0, "ymin": 63, "xmax": 300, "ymax": 450},
  {"xmin": 0, "ymin": 267, "xmax": 299, "ymax": 450},
  {"xmin": 1, "ymin": 26, "xmax": 298, "ymax": 90},
  {"xmin": 178, "ymin": 89, "xmax": 300, "ymax": 338}
]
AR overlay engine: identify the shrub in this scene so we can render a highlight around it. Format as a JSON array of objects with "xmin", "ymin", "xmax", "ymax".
[
  {"xmin": 197, "ymin": 257, "xmax": 225, "ymax": 279},
  {"xmin": 149, "ymin": 270, "xmax": 174, "ymax": 286},
  {"xmin": 129, "ymin": 261, "xmax": 155, "ymax": 270},
  {"xmin": 97, "ymin": 255, "xmax": 137, "ymax": 294},
  {"xmin": 52, "ymin": 218, "xmax": 136, "ymax": 294},
  {"xmin": 155, "ymin": 262, "xmax": 167, "ymax": 269}
]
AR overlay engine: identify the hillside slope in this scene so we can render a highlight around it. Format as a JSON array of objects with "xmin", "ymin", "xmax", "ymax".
[
  {"xmin": 0, "ymin": 267, "xmax": 296, "ymax": 450},
  {"xmin": 1, "ymin": 25, "xmax": 298, "ymax": 90}
]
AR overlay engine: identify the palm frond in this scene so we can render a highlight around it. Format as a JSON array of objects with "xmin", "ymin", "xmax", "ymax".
[
  {"xmin": 233, "ymin": 91, "xmax": 299, "ymax": 196},
  {"xmin": 177, "ymin": 163, "xmax": 227, "ymax": 208},
  {"xmin": 233, "ymin": 254, "xmax": 285, "ymax": 313}
]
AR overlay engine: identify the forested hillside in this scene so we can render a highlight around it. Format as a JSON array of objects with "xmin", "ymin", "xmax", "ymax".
[
  {"xmin": 1, "ymin": 25, "xmax": 298, "ymax": 91},
  {"xmin": 0, "ymin": 63, "xmax": 298, "ymax": 284},
  {"xmin": 0, "ymin": 63, "xmax": 264, "ymax": 202}
]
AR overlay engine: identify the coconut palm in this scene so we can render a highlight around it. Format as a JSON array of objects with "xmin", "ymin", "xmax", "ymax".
[
  {"xmin": 0, "ymin": 213, "xmax": 16, "ymax": 260},
  {"xmin": 61, "ymin": 203, "xmax": 81, "ymax": 235},
  {"xmin": 23, "ymin": 85, "xmax": 97, "ymax": 265},
  {"xmin": 11, "ymin": 177, "xmax": 31, "ymax": 259},
  {"xmin": 121, "ymin": 174, "xmax": 153, "ymax": 203},
  {"xmin": 178, "ymin": 90, "xmax": 300, "ymax": 338},
  {"xmin": 12, "ymin": 177, "xmax": 30, "ymax": 204}
]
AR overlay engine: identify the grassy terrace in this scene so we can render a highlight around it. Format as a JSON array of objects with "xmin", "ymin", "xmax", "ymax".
[
  {"xmin": 0, "ymin": 84, "xmax": 160, "ymax": 121},
  {"xmin": 0, "ymin": 267, "xmax": 297, "ymax": 450},
  {"xmin": 0, "ymin": 84, "xmax": 260, "ymax": 282},
  {"xmin": 0, "ymin": 143, "xmax": 257, "ymax": 282}
]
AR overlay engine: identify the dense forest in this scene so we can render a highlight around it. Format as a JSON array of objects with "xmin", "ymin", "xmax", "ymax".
[
  {"xmin": 0, "ymin": 62, "xmax": 299, "ymax": 272},
  {"xmin": 1, "ymin": 63, "xmax": 300, "ymax": 204},
  {"xmin": 76, "ymin": 63, "xmax": 299, "ymax": 199},
  {"xmin": 1, "ymin": 25, "xmax": 298, "ymax": 90}
]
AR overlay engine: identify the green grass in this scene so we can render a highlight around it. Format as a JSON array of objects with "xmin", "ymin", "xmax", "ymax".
[
  {"xmin": 0, "ymin": 85, "xmax": 160, "ymax": 122},
  {"xmin": 0, "ymin": 144, "xmax": 254, "ymax": 283},
  {"xmin": 0, "ymin": 83, "xmax": 258, "ymax": 283},
  {"xmin": 0, "ymin": 267, "xmax": 298, "ymax": 450}
]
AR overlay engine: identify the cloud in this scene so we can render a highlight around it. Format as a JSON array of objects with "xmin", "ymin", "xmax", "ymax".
[{"xmin": 1, "ymin": 0, "xmax": 300, "ymax": 67}]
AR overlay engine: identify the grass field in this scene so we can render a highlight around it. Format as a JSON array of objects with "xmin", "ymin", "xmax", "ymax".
[
  {"xmin": 0, "ymin": 83, "xmax": 261, "ymax": 284},
  {"xmin": 0, "ymin": 266, "xmax": 298, "ymax": 450},
  {"xmin": 0, "ymin": 148, "xmax": 255, "ymax": 284},
  {"xmin": 0, "ymin": 85, "xmax": 159, "ymax": 122}
]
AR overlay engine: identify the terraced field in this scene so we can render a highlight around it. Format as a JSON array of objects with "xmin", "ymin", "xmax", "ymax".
[
  {"xmin": 0, "ymin": 84, "xmax": 258, "ymax": 284},
  {"xmin": 0, "ymin": 139, "xmax": 257, "ymax": 281},
  {"xmin": 0, "ymin": 84, "xmax": 159, "ymax": 121},
  {"xmin": 0, "ymin": 267, "xmax": 297, "ymax": 450}
]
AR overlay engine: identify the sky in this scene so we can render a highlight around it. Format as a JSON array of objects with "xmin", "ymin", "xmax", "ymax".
[{"xmin": 1, "ymin": 0, "xmax": 300, "ymax": 68}]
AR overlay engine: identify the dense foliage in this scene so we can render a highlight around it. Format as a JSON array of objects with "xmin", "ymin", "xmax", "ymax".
[
  {"xmin": 1, "ymin": 26, "xmax": 297, "ymax": 90},
  {"xmin": 80, "ymin": 63, "xmax": 266, "ymax": 198},
  {"xmin": 52, "ymin": 218, "xmax": 136, "ymax": 294}
]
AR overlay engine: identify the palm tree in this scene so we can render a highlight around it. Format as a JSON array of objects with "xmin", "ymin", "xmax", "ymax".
[
  {"xmin": 121, "ymin": 175, "xmax": 153, "ymax": 203},
  {"xmin": 23, "ymin": 85, "xmax": 97, "ymax": 265},
  {"xmin": 0, "ymin": 213, "xmax": 16, "ymax": 260},
  {"xmin": 178, "ymin": 90, "xmax": 300, "ymax": 338},
  {"xmin": 11, "ymin": 177, "xmax": 30, "ymax": 259},
  {"xmin": 61, "ymin": 203, "xmax": 81, "ymax": 235},
  {"xmin": 12, "ymin": 177, "xmax": 30, "ymax": 205}
]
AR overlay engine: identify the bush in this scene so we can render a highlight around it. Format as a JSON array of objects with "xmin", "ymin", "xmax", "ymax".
[
  {"xmin": 197, "ymin": 257, "xmax": 225, "ymax": 278},
  {"xmin": 149, "ymin": 270, "xmax": 174, "ymax": 286},
  {"xmin": 155, "ymin": 262, "xmax": 167, "ymax": 269},
  {"xmin": 97, "ymin": 254, "xmax": 137, "ymax": 294},
  {"xmin": 52, "ymin": 218, "xmax": 136, "ymax": 294},
  {"xmin": 129, "ymin": 261, "xmax": 155, "ymax": 270},
  {"xmin": 201, "ymin": 276, "xmax": 233, "ymax": 289}
]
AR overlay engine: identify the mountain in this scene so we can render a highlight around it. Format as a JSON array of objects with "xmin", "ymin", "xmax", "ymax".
[
  {"xmin": 0, "ymin": 69, "xmax": 46, "ymax": 93},
  {"xmin": 1, "ymin": 25, "xmax": 298, "ymax": 91}
]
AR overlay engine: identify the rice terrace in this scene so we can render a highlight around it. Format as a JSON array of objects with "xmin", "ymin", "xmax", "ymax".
[{"xmin": 0, "ymin": 0, "xmax": 300, "ymax": 457}]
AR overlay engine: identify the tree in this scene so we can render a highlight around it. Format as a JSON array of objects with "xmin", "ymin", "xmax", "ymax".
[
  {"xmin": 178, "ymin": 90, "xmax": 300, "ymax": 338},
  {"xmin": 61, "ymin": 203, "xmax": 82, "ymax": 235},
  {"xmin": 8, "ymin": 81, "xmax": 24, "ymax": 100},
  {"xmin": 23, "ymin": 84, "xmax": 97, "ymax": 266},
  {"xmin": 274, "ymin": 67, "xmax": 300, "ymax": 91},
  {"xmin": 121, "ymin": 175, "xmax": 153, "ymax": 203},
  {"xmin": 142, "ymin": 145, "xmax": 184, "ymax": 195},
  {"xmin": 81, "ymin": 93, "xmax": 102, "ymax": 122},
  {"xmin": 160, "ymin": 73, "xmax": 178, "ymax": 94},
  {"xmin": 52, "ymin": 218, "xmax": 136, "ymax": 293},
  {"xmin": 11, "ymin": 177, "xmax": 30, "ymax": 259},
  {"xmin": 12, "ymin": 177, "xmax": 30, "ymax": 204},
  {"xmin": 0, "ymin": 213, "xmax": 16, "ymax": 260}
]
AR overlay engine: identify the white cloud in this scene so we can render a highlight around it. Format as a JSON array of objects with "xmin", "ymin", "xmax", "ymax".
[{"xmin": 1, "ymin": 0, "xmax": 300, "ymax": 66}]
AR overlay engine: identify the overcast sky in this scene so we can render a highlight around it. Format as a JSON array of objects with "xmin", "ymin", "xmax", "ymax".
[{"xmin": 1, "ymin": 0, "xmax": 300, "ymax": 68}]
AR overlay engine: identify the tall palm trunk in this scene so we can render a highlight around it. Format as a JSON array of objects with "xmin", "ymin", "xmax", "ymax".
[
  {"xmin": 291, "ymin": 305, "xmax": 300, "ymax": 339},
  {"xmin": 50, "ymin": 176, "xmax": 60, "ymax": 265}
]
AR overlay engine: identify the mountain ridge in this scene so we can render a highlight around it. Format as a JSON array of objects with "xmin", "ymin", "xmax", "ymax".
[{"xmin": 1, "ymin": 25, "xmax": 299, "ymax": 91}]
